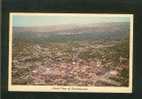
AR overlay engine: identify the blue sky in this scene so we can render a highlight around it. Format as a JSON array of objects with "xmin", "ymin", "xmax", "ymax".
[{"xmin": 13, "ymin": 14, "xmax": 130, "ymax": 27}]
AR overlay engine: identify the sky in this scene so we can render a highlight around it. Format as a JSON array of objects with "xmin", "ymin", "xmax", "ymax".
[{"xmin": 12, "ymin": 14, "xmax": 130, "ymax": 27}]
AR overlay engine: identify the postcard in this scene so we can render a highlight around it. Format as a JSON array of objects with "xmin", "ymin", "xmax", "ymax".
[{"xmin": 8, "ymin": 13, "xmax": 133, "ymax": 93}]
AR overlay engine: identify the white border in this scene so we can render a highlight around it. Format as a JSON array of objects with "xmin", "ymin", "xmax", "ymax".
[{"xmin": 8, "ymin": 13, "xmax": 133, "ymax": 93}]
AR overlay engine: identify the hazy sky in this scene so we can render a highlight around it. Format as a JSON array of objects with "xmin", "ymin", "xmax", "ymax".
[{"xmin": 13, "ymin": 14, "xmax": 130, "ymax": 27}]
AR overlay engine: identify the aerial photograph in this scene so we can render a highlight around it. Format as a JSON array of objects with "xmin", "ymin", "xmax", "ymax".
[{"xmin": 10, "ymin": 14, "xmax": 132, "ymax": 87}]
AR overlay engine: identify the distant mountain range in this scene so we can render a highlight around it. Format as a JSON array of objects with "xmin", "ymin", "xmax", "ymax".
[{"xmin": 13, "ymin": 22, "xmax": 130, "ymax": 43}]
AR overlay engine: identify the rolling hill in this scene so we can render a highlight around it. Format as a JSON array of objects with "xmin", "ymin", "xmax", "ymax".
[{"xmin": 13, "ymin": 22, "xmax": 130, "ymax": 43}]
